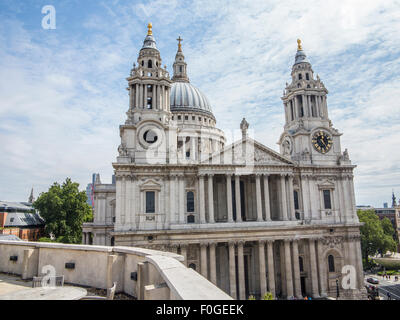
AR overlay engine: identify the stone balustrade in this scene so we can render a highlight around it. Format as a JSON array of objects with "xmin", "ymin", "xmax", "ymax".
[{"xmin": 0, "ymin": 240, "xmax": 232, "ymax": 300}]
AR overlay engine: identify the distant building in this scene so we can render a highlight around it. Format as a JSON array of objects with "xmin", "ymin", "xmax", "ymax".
[
  {"xmin": 0, "ymin": 201, "xmax": 44, "ymax": 241},
  {"xmin": 86, "ymin": 173, "xmax": 98, "ymax": 209}
]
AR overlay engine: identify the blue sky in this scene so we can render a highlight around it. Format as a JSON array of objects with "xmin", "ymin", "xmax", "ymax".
[{"xmin": 0, "ymin": 0, "xmax": 400, "ymax": 207}]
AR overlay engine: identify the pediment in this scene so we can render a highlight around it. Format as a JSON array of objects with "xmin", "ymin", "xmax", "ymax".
[
  {"xmin": 203, "ymin": 137, "xmax": 294, "ymax": 166},
  {"xmin": 317, "ymin": 178, "xmax": 336, "ymax": 189},
  {"xmin": 139, "ymin": 179, "xmax": 162, "ymax": 191}
]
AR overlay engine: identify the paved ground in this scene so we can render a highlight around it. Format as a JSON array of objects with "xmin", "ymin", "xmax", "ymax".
[
  {"xmin": 365, "ymin": 274, "xmax": 400, "ymax": 300},
  {"xmin": 0, "ymin": 273, "xmax": 135, "ymax": 300},
  {"xmin": 0, "ymin": 273, "xmax": 32, "ymax": 296}
]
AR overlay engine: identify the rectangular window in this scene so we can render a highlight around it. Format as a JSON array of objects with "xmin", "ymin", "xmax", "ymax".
[
  {"xmin": 323, "ymin": 190, "xmax": 332, "ymax": 209},
  {"xmin": 145, "ymin": 191, "xmax": 155, "ymax": 213}
]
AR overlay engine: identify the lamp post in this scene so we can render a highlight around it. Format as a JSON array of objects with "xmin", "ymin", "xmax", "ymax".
[{"xmin": 336, "ymin": 279, "xmax": 339, "ymax": 299}]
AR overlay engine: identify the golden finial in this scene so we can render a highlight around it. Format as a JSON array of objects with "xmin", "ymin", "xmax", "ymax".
[
  {"xmin": 177, "ymin": 36, "xmax": 183, "ymax": 52},
  {"xmin": 297, "ymin": 39, "xmax": 302, "ymax": 50},
  {"xmin": 147, "ymin": 22, "xmax": 153, "ymax": 36}
]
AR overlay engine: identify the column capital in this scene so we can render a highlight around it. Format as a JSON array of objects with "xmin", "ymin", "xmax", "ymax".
[
  {"xmin": 200, "ymin": 242, "xmax": 208, "ymax": 248},
  {"xmin": 237, "ymin": 240, "xmax": 245, "ymax": 246},
  {"xmin": 228, "ymin": 240, "xmax": 237, "ymax": 247},
  {"xmin": 267, "ymin": 239, "xmax": 275, "ymax": 245},
  {"xmin": 263, "ymin": 173, "xmax": 270, "ymax": 178},
  {"xmin": 255, "ymin": 173, "xmax": 262, "ymax": 178},
  {"xmin": 226, "ymin": 173, "xmax": 233, "ymax": 178},
  {"xmin": 284, "ymin": 238, "xmax": 292, "ymax": 244},
  {"xmin": 207, "ymin": 173, "xmax": 214, "ymax": 177},
  {"xmin": 258, "ymin": 239, "xmax": 267, "ymax": 245},
  {"xmin": 209, "ymin": 242, "xmax": 217, "ymax": 248},
  {"xmin": 180, "ymin": 243, "xmax": 188, "ymax": 249},
  {"xmin": 198, "ymin": 173, "xmax": 206, "ymax": 178}
]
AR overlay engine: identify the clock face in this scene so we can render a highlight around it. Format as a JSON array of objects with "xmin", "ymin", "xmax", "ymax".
[
  {"xmin": 143, "ymin": 130, "xmax": 158, "ymax": 144},
  {"xmin": 311, "ymin": 131, "xmax": 333, "ymax": 154}
]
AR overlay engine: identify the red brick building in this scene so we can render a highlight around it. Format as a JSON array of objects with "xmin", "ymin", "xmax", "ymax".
[{"xmin": 0, "ymin": 201, "xmax": 44, "ymax": 241}]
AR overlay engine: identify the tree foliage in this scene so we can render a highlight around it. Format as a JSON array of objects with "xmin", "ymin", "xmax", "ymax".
[
  {"xmin": 357, "ymin": 209, "xmax": 397, "ymax": 264},
  {"xmin": 33, "ymin": 178, "xmax": 93, "ymax": 244}
]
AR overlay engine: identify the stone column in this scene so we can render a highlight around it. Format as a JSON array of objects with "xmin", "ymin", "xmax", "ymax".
[
  {"xmin": 82, "ymin": 232, "xmax": 86, "ymax": 244},
  {"xmin": 280, "ymin": 174, "xmax": 288, "ymax": 221},
  {"xmin": 284, "ymin": 239, "xmax": 294, "ymax": 298},
  {"xmin": 209, "ymin": 242, "xmax": 217, "ymax": 285},
  {"xmin": 129, "ymin": 85, "xmax": 134, "ymax": 109},
  {"xmin": 301, "ymin": 175, "xmax": 310, "ymax": 221},
  {"xmin": 237, "ymin": 240, "xmax": 246, "ymax": 300},
  {"xmin": 144, "ymin": 83, "xmax": 147, "ymax": 108},
  {"xmin": 169, "ymin": 175, "xmax": 176, "ymax": 224},
  {"xmin": 267, "ymin": 240, "xmax": 275, "ymax": 297},
  {"xmin": 263, "ymin": 174, "xmax": 271, "ymax": 221},
  {"xmin": 348, "ymin": 175, "xmax": 357, "ymax": 221},
  {"xmin": 180, "ymin": 244, "xmax": 188, "ymax": 266},
  {"xmin": 308, "ymin": 239, "xmax": 320, "ymax": 298},
  {"xmin": 135, "ymin": 84, "xmax": 139, "ymax": 108},
  {"xmin": 199, "ymin": 175, "xmax": 206, "ymax": 223},
  {"xmin": 226, "ymin": 174, "xmax": 234, "ymax": 222},
  {"xmin": 152, "ymin": 84, "xmax": 156, "ymax": 109},
  {"xmin": 288, "ymin": 175, "xmax": 296, "ymax": 220},
  {"xmin": 208, "ymin": 174, "xmax": 215, "ymax": 223},
  {"xmin": 258, "ymin": 240, "xmax": 267, "ymax": 296},
  {"xmin": 353, "ymin": 236, "xmax": 364, "ymax": 289},
  {"xmin": 316, "ymin": 238, "xmax": 327, "ymax": 297},
  {"xmin": 228, "ymin": 241, "xmax": 237, "ymax": 299},
  {"xmin": 255, "ymin": 174, "xmax": 263, "ymax": 222},
  {"xmin": 235, "ymin": 175, "xmax": 242, "ymax": 222},
  {"xmin": 340, "ymin": 176, "xmax": 349, "ymax": 223},
  {"xmin": 200, "ymin": 242, "xmax": 208, "ymax": 279},
  {"xmin": 121, "ymin": 176, "xmax": 126, "ymax": 225},
  {"xmin": 138, "ymin": 84, "xmax": 142, "ymax": 108},
  {"xmin": 179, "ymin": 175, "xmax": 185, "ymax": 224},
  {"xmin": 191, "ymin": 137, "xmax": 196, "ymax": 160},
  {"xmin": 292, "ymin": 239, "xmax": 302, "ymax": 298}
]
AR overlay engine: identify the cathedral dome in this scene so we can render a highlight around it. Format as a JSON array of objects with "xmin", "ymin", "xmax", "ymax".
[{"xmin": 170, "ymin": 82, "xmax": 214, "ymax": 117}]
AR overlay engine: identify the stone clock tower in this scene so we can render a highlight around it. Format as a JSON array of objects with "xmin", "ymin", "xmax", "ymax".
[
  {"xmin": 120, "ymin": 23, "xmax": 177, "ymax": 166},
  {"xmin": 278, "ymin": 40, "xmax": 350, "ymax": 166}
]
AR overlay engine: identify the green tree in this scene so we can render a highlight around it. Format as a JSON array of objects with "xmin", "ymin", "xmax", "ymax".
[
  {"xmin": 33, "ymin": 178, "xmax": 93, "ymax": 244},
  {"xmin": 357, "ymin": 209, "xmax": 397, "ymax": 268}
]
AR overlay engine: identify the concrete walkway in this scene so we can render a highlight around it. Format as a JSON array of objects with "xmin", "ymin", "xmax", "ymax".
[{"xmin": 0, "ymin": 274, "xmax": 32, "ymax": 296}]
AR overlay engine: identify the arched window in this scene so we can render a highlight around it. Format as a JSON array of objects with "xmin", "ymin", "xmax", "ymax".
[
  {"xmin": 293, "ymin": 190, "xmax": 299, "ymax": 210},
  {"xmin": 306, "ymin": 73, "xmax": 310, "ymax": 80},
  {"xmin": 187, "ymin": 191, "xmax": 194, "ymax": 212},
  {"xmin": 298, "ymin": 74, "xmax": 302, "ymax": 80},
  {"xmin": 189, "ymin": 263, "xmax": 196, "ymax": 270},
  {"xmin": 328, "ymin": 255, "xmax": 335, "ymax": 272},
  {"xmin": 299, "ymin": 256, "xmax": 304, "ymax": 272},
  {"xmin": 148, "ymin": 60, "xmax": 152, "ymax": 68}
]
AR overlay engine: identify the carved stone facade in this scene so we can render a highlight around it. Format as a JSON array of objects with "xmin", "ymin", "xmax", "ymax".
[{"xmin": 82, "ymin": 30, "xmax": 366, "ymax": 299}]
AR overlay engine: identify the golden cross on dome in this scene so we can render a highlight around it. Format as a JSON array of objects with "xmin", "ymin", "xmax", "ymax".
[
  {"xmin": 147, "ymin": 22, "xmax": 153, "ymax": 36},
  {"xmin": 177, "ymin": 36, "xmax": 183, "ymax": 51},
  {"xmin": 297, "ymin": 39, "xmax": 302, "ymax": 50}
]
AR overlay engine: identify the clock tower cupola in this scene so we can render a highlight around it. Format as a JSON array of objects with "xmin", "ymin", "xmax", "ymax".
[{"xmin": 278, "ymin": 40, "xmax": 350, "ymax": 166}]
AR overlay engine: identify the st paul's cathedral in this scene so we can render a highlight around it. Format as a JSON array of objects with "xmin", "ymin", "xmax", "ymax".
[{"xmin": 83, "ymin": 24, "xmax": 366, "ymax": 300}]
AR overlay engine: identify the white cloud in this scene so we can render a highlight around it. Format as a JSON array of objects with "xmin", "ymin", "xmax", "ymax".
[{"xmin": 0, "ymin": 0, "xmax": 399, "ymax": 207}]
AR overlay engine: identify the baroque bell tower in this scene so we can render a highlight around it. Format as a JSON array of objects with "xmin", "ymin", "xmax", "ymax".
[
  {"xmin": 116, "ymin": 23, "xmax": 177, "ymax": 166},
  {"xmin": 278, "ymin": 40, "xmax": 350, "ymax": 166}
]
